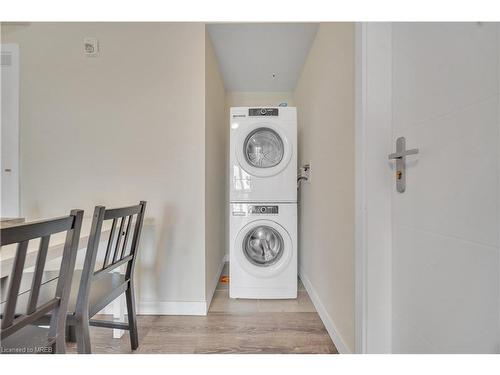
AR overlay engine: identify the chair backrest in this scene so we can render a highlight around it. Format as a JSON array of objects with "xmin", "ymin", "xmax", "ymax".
[
  {"xmin": 75, "ymin": 201, "xmax": 146, "ymax": 316},
  {"xmin": 0, "ymin": 210, "xmax": 83, "ymax": 350}
]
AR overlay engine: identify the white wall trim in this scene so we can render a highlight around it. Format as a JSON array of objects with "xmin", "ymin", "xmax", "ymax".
[
  {"xmin": 0, "ymin": 43, "xmax": 21, "ymax": 218},
  {"xmin": 114, "ymin": 255, "xmax": 230, "ymax": 317},
  {"xmin": 138, "ymin": 301, "xmax": 207, "ymax": 316},
  {"xmin": 205, "ymin": 255, "xmax": 228, "ymax": 313},
  {"xmin": 354, "ymin": 22, "xmax": 368, "ymax": 355},
  {"xmin": 103, "ymin": 300, "xmax": 208, "ymax": 316},
  {"xmin": 299, "ymin": 266, "xmax": 351, "ymax": 354},
  {"xmin": 354, "ymin": 22, "xmax": 393, "ymax": 354}
]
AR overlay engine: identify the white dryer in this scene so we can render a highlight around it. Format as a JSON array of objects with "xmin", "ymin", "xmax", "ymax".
[
  {"xmin": 229, "ymin": 203, "xmax": 297, "ymax": 299},
  {"xmin": 230, "ymin": 107, "xmax": 297, "ymax": 203}
]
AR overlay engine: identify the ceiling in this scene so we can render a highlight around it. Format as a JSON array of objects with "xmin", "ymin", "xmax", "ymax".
[{"xmin": 207, "ymin": 23, "xmax": 318, "ymax": 92}]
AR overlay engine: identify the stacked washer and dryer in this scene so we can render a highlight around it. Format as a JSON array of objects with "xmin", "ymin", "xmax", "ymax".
[{"xmin": 229, "ymin": 107, "xmax": 297, "ymax": 299}]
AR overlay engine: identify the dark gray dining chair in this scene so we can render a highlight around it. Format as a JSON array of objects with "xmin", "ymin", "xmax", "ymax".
[
  {"xmin": 67, "ymin": 201, "xmax": 146, "ymax": 353},
  {"xmin": 0, "ymin": 210, "xmax": 83, "ymax": 354},
  {"xmin": 9, "ymin": 201, "xmax": 146, "ymax": 354}
]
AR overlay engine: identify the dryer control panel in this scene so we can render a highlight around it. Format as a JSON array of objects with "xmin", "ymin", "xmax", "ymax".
[{"xmin": 249, "ymin": 108, "xmax": 279, "ymax": 116}]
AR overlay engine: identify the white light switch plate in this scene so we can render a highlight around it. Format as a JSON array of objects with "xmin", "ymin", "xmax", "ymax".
[{"xmin": 84, "ymin": 37, "xmax": 99, "ymax": 56}]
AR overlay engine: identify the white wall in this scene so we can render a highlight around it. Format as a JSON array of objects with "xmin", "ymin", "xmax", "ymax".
[
  {"xmin": 225, "ymin": 91, "xmax": 294, "ymax": 108},
  {"xmin": 294, "ymin": 23, "xmax": 355, "ymax": 352},
  {"xmin": 1, "ymin": 22, "xmax": 215, "ymax": 312},
  {"xmin": 204, "ymin": 30, "xmax": 227, "ymax": 309}
]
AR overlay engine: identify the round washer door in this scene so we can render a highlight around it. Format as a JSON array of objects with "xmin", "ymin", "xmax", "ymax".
[
  {"xmin": 235, "ymin": 122, "xmax": 292, "ymax": 178},
  {"xmin": 234, "ymin": 219, "xmax": 293, "ymax": 278}
]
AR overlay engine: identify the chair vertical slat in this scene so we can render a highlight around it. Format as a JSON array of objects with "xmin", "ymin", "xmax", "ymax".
[
  {"xmin": 103, "ymin": 218, "xmax": 117, "ymax": 269},
  {"xmin": 120, "ymin": 215, "xmax": 133, "ymax": 259},
  {"xmin": 113, "ymin": 217, "xmax": 126, "ymax": 263},
  {"xmin": 74, "ymin": 206, "xmax": 105, "ymax": 318},
  {"xmin": 26, "ymin": 235, "xmax": 51, "ymax": 314},
  {"xmin": 49, "ymin": 209, "xmax": 83, "ymax": 353},
  {"xmin": 125, "ymin": 201, "xmax": 147, "ymax": 280},
  {"xmin": 1, "ymin": 240, "xmax": 29, "ymax": 329}
]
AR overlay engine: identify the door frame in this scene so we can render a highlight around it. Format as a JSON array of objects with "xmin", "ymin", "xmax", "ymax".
[
  {"xmin": 354, "ymin": 23, "xmax": 393, "ymax": 354},
  {"xmin": 1, "ymin": 43, "xmax": 21, "ymax": 218}
]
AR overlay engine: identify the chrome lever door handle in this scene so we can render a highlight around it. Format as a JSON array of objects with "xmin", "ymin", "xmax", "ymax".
[
  {"xmin": 388, "ymin": 137, "xmax": 419, "ymax": 193},
  {"xmin": 388, "ymin": 148, "xmax": 419, "ymax": 160}
]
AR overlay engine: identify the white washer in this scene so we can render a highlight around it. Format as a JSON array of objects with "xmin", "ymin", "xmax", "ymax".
[
  {"xmin": 230, "ymin": 203, "xmax": 297, "ymax": 299},
  {"xmin": 230, "ymin": 107, "xmax": 297, "ymax": 203}
]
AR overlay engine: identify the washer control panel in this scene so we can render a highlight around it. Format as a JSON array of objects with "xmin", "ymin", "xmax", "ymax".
[
  {"xmin": 232, "ymin": 204, "xmax": 279, "ymax": 216},
  {"xmin": 249, "ymin": 108, "xmax": 279, "ymax": 117}
]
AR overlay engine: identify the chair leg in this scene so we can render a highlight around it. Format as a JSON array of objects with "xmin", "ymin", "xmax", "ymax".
[
  {"xmin": 66, "ymin": 324, "xmax": 77, "ymax": 342},
  {"xmin": 54, "ymin": 335, "xmax": 66, "ymax": 354},
  {"xmin": 125, "ymin": 285, "xmax": 139, "ymax": 350},
  {"xmin": 75, "ymin": 318, "xmax": 92, "ymax": 354}
]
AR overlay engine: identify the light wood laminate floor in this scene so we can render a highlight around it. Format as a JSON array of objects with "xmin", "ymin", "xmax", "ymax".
[{"xmin": 67, "ymin": 263, "xmax": 337, "ymax": 354}]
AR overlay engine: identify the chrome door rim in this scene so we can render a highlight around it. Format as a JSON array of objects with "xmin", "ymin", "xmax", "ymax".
[
  {"xmin": 242, "ymin": 225, "xmax": 284, "ymax": 267},
  {"xmin": 243, "ymin": 127, "xmax": 284, "ymax": 168}
]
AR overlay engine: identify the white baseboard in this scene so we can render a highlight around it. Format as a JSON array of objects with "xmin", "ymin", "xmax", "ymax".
[
  {"xmin": 137, "ymin": 255, "xmax": 227, "ymax": 316},
  {"xmin": 205, "ymin": 255, "xmax": 228, "ymax": 313},
  {"xmin": 101, "ymin": 301, "xmax": 207, "ymax": 315},
  {"xmin": 138, "ymin": 301, "xmax": 207, "ymax": 315},
  {"xmin": 299, "ymin": 266, "xmax": 352, "ymax": 354}
]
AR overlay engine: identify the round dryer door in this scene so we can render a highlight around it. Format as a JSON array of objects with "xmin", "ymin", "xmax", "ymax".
[
  {"xmin": 244, "ymin": 128, "xmax": 284, "ymax": 168},
  {"xmin": 235, "ymin": 219, "xmax": 293, "ymax": 278},
  {"xmin": 235, "ymin": 122, "xmax": 292, "ymax": 178}
]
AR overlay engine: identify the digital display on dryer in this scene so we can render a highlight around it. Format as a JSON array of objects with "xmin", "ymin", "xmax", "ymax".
[{"xmin": 249, "ymin": 108, "xmax": 279, "ymax": 116}]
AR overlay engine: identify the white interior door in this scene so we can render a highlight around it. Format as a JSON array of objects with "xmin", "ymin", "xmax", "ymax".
[
  {"xmin": 357, "ymin": 22, "xmax": 500, "ymax": 354},
  {"xmin": 390, "ymin": 23, "xmax": 499, "ymax": 353},
  {"xmin": 1, "ymin": 44, "xmax": 20, "ymax": 218}
]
